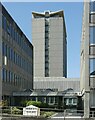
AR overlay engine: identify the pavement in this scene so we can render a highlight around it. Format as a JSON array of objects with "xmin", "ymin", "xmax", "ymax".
[{"xmin": 48, "ymin": 112, "xmax": 83, "ymax": 120}]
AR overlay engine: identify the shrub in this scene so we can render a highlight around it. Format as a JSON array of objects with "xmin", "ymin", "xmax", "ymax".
[
  {"xmin": 26, "ymin": 101, "xmax": 41, "ymax": 107},
  {"xmin": 0, "ymin": 100, "xmax": 8, "ymax": 107},
  {"xmin": 12, "ymin": 107, "xmax": 22, "ymax": 114}
]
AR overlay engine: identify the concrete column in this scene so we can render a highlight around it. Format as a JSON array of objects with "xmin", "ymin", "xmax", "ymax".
[{"xmin": 84, "ymin": 91, "xmax": 90, "ymax": 118}]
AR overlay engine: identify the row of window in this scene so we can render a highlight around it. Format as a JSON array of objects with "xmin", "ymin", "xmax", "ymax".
[
  {"xmin": 30, "ymin": 97, "xmax": 77, "ymax": 105},
  {"xmin": 2, "ymin": 42, "xmax": 32, "ymax": 74},
  {"xmin": 32, "ymin": 96, "xmax": 58, "ymax": 104},
  {"xmin": 89, "ymin": 7, "xmax": 95, "ymax": 77},
  {"xmin": 2, "ymin": 68, "xmax": 31, "ymax": 88},
  {"xmin": 45, "ymin": 20, "xmax": 49, "ymax": 77},
  {"xmin": 65, "ymin": 98, "xmax": 77, "ymax": 106},
  {"xmin": 2, "ymin": 15, "xmax": 32, "ymax": 58}
]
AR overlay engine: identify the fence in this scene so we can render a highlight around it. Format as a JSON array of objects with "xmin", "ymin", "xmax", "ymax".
[{"xmin": 0, "ymin": 106, "xmax": 95, "ymax": 119}]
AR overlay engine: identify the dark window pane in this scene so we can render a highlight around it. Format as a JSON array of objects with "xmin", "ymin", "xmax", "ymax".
[
  {"xmin": 69, "ymin": 98, "xmax": 72, "ymax": 104},
  {"xmin": 8, "ymin": 47, "xmax": 10, "ymax": 60},
  {"xmin": 9, "ymin": 71, "xmax": 10, "ymax": 83},
  {"xmin": 2, "ymin": 68, "xmax": 5, "ymax": 82},
  {"xmin": 90, "ymin": 26, "xmax": 95, "ymax": 44},
  {"xmin": 90, "ymin": 2, "xmax": 95, "ymax": 12},
  {"xmin": 6, "ymin": 70, "xmax": 8, "ymax": 82},
  {"xmin": 5, "ymin": 44, "xmax": 7, "ymax": 57},
  {"xmin": 3, "ymin": 16, "xmax": 7, "ymax": 31},
  {"xmin": 50, "ymin": 97, "xmax": 54, "ymax": 103},
  {"xmin": 90, "ymin": 58, "xmax": 95, "ymax": 76},
  {"xmin": 6, "ymin": 20, "xmax": 11, "ymax": 35},
  {"xmin": 2, "ymin": 42, "xmax": 4, "ymax": 56}
]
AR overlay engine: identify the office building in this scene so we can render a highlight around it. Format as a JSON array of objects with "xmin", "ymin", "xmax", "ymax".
[
  {"xmin": 80, "ymin": 0, "xmax": 95, "ymax": 118},
  {"xmin": 32, "ymin": 10, "xmax": 67, "ymax": 78},
  {"xmin": 0, "ymin": 4, "xmax": 33, "ymax": 104}
]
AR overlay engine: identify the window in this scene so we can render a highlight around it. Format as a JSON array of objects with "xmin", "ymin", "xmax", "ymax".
[
  {"xmin": 11, "ymin": 72, "xmax": 13, "ymax": 84},
  {"xmin": 10, "ymin": 24, "xmax": 12, "ymax": 37},
  {"xmin": 90, "ymin": 46, "xmax": 95, "ymax": 55},
  {"xmin": 90, "ymin": 2, "xmax": 95, "ymax": 12},
  {"xmin": 38, "ymin": 97, "xmax": 42, "ymax": 102},
  {"xmin": 14, "ymin": 74, "xmax": 16, "ymax": 85},
  {"xmin": 69, "ymin": 98, "xmax": 72, "ymax": 105},
  {"xmin": 90, "ymin": 13, "xmax": 95, "ymax": 23},
  {"xmin": 50, "ymin": 97, "xmax": 54, "ymax": 103},
  {"xmin": 73, "ymin": 98, "xmax": 77, "ymax": 105},
  {"xmin": 8, "ymin": 47, "xmax": 10, "ymax": 60},
  {"xmin": 90, "ymin": 58, "xmax": 95, "ymax": 76},
  {"xmin": 42, "ymin": 97, "xmax": 46, "ymax": 103},
  {"xmin": 55, "ymin": 97, "xmax": 58, "ymax": 103},
  {"xmin": 12, "ymin": 27, "xmax": 14, "ymax": 39},
  {"xmin": 2, "ymin": 68, "xmax": 5, "ymax": 82},
  {"xmin": 13, "ymin": 51, "xmax": 15, "ymax": 63},
  {"xmin": 5, "ymin": 44, "xmax": 7, "ymax": 56},
  {"xmin": 90, "ymin": 26, "xmax": 95, "ymax": 44},
  {"xmin": 2, "ymin": 15, "xmax": 6, "ymax": 31},
  {"xmin": 46, "ymin": 97, "xmax": 49, "ymax": 103},
  {"xmin": 16, "ymin": 75, "xmax": 18, "ymax": 86},
  {"xmin": 5, "ymin": 69, "xmax": 7, "ymax": 82},
  {"xmin": 9, "ymin": 71, "xmax": 11, "ymax": 83},
  {"xmin": 2, "ymin": 42, "xmax": 4, "ymax": 56},
  {"xmin": 6, "ymin": 20, "xmax": 10, "ymax": 35}
]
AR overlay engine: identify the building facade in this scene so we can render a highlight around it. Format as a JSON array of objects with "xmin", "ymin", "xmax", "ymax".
[
  {"xmin": 80, "ymin": 0, "xmax": 95, "ymax": 118},
  {"xmin": 13, "ymin": 88, "xmax": 79, "ymax": 110},
  {"xmin": 0, "ymin": 4, "xmax": 33, "ymax": 104},
  {"xmin": 32, "ymin": 10, "xmax": 67, "ymax": 78},
  {"xmin": 34, "ymin": 77, "xmax": 80, "ymax": 92}
]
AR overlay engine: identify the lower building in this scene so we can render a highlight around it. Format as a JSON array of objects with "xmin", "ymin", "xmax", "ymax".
[
  {"xmin": 34, "ymin": 77, "xmax": 80, "ymax": 92},
  {"xmin": 0, "ymin": 3, "xmax": 33, "ymax": 105},
  {"xmin": 13, "ymin": 88, "xmax": 81, "ymax": 110}
]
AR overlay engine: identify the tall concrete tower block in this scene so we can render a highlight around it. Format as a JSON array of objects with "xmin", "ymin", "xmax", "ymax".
[{"xmin": 32, "ymin": 10, "xmax": 67, "ymax": 78}]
